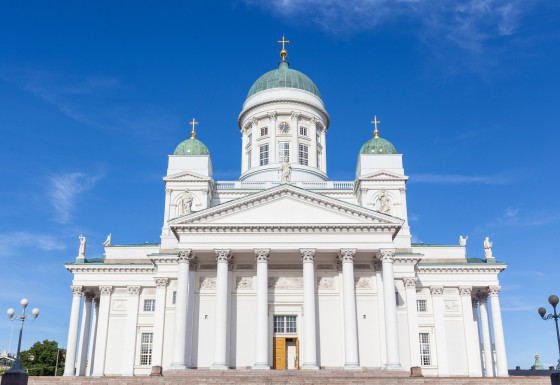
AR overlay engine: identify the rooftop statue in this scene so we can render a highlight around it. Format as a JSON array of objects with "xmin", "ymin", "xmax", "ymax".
[
  {"xmin": 180, "ymin": 190, "xmax": 194, "ymax": 215},
  {"xmin": 78, "ymin": 235, "xmax": 86, "ymax": 258},
  {"xmin": 102, "ymin": 233, "xmax": 111, "ymax": 247},
  {"xmin": 280, "ymin": 158, "xmax": 292, "ymax": 184},
  {"xmin": 484, "ymin": 237, "xmax": 493, "ymax": 259},
  {"xmin": 459, "ymin": 235, "xmax": 468, "ymax": 246}
]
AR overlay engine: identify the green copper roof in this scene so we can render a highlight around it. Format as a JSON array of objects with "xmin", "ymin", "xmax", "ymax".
[
  {"xmin": 359, "ymin": 136, "xmax": 397, "ymax": 154},
  {"xmin": 534, "ymin": 355, "xmax": 546, "ymax": 370},
  {"xmin": 174, "ymin": 137, "xmax": 210, "ymax": 156},
  {"xmin": 247, "ymin": 61, "xmax": 321, "ymax": 99}
]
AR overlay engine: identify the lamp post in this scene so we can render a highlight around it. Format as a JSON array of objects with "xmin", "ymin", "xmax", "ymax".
[
  {"xmin": 1, "ymin": 299, "xmax": 39, "ymax": 385},
  {"xmin": 538, "ymin": 294, "xmax": 560, "ymax": 371}
]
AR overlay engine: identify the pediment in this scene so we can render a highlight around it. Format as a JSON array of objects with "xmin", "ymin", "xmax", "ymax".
[
  {"xmin": 163, "ymin": 170, "xmax": 212, "ymax": 182},
  {"xmin": 358, "ymin": 170, "xmax": 408, "ymax": 182},
  {"xmin": 169, "ymin": 185, "xmax": 404, "ymax": 228}
]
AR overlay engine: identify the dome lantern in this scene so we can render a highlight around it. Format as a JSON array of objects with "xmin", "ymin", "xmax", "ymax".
[
  {"xmin": 173, "ymin": 118, "xmax": 210, "ymax": 156},
  {"xmin": 359, "ymin": 116, "xmax": 397, "ymax": 154}
]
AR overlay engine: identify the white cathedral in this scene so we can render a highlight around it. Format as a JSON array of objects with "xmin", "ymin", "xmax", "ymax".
[{"xmin": 63, "ymin": 42, "xmax": 509, "ymax": 378}]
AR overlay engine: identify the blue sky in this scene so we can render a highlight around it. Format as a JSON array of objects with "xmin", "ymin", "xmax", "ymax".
[{"xmin": 1, "ymin": 0, "xmax": 559, "ymax": 368}]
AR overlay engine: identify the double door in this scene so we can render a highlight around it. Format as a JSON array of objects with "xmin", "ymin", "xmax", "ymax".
[{"xmin": 273, "ymin": 337, "xmax": 299, "ymax": 369}]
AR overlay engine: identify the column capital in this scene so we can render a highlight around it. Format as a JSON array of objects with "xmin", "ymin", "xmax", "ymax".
[
  {"xmin": 83, "ymin": 291, "xmax": 95, "ymax": 301},
  {"xmin": 215, "ymin": 249, "xmax": 232, "ymax": 263},
  {"xmin": 71, "ymin": 285, "xmax": 83, "ymax": 296},
  {"xmin": 430, "ymin": 286, "xmax": 444, "ymax": 296},
  {"xmin": 127, "ymin": 286, "xmax": 141, "ymax": 295},
  {"xmin": 488, "ymin": 285, "xmax": 501, "ymax": 297},
  {"xmin": 459, "ymin": 286, "xmax": 473, "ymax": 296},
  {"xmin": 403, "ymin": 278, "xmax": 417, "ymax": 288},
  {"xmin": 338, "ymin": 248, "xmax": 356, "ymax": 263},
  {"xmin": 155, "ymin": 278, "xmax": 169, "ymax": 288},
  {"xmin": 177, "ymin": 249, "xmax": 193, "ymax": 263},
  {"xmin": 268, "ymin": 112, "xmax": 277, "ymax": 122},
  {"xmin": 99, "ymin": 285, "xmax": 113, "ymax": 296},
  {"xmin": 379, "ymin": 248, "xmax": 396, "ymax": 263},
  {"xmin": 254, "ymin": 249, "xmax": 270, "ymax": 263},
  {"xmin": 300, "ymin": 248, "xmax": 315, "ymax": 263}
]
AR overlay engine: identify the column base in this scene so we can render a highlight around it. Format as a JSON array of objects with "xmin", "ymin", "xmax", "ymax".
[
  {"xmin": 252, "ymin": 363, "xmax": 270, "ymax": 370},
  {"xmin": 210, "ymin": 363, "xmax": 228, "ymax": 370},
  {"xmin": 169, "ymin": 362, "xmax": 187, "ymax": 370},
  {"xmin": 301, "ymin": 363, "xmax": 319, "ymax": 370},
  {"xmin": 343, "ymin": 363, "xmax": 362, "ymax": 370},
  {"xmin": 385, "ymin": 362, "xmax": 403, "ymax": 370},
  {"xmin": 150, "ymin": 366, "xmax": 163, "ymax": 376}
]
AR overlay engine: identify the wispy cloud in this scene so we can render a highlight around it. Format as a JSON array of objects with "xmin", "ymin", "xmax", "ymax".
[
  {"xmin": 489, "ymin": 207, "xmax": 560, "ymax": 227},
  {"xmin": 410, "ymin": 173, "xmax": 516, "ymax": 185},
  {"xmin": 408, "ymin": 213, "xmax": 420, "ymax": 222},
  {"xmin": 0, "ymin": 232, "xmax": 66, "ymax": 258},
  {"xmin": 48, "ymin": 171, "xmax": 105, "ymax": 223}
]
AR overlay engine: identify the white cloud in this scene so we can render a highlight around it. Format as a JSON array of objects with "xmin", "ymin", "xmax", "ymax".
[
  {"xmin": 0, "ymin": 232, "xmax": 66, "ymax": 258},
  {"xmin": 49, "ymin": 172, "xmax": 105, "ymax": 223},
  {"xmin": 408, "ymin": 213, "xmax": 420, "ymax": 222},
  {"xmin": 490, "ymin": 207, "xmax": 560, "ymax": 227},
  {"xmin": 410, "ymin": 173, "xmax": 515, "ymax": 185}
]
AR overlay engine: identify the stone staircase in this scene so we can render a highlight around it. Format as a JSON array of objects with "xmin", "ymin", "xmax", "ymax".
[{"xmin": 25, "ymin": 369, "xmax": 552, "ymax": 385}]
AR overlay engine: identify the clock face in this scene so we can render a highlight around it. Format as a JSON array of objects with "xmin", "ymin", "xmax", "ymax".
[{"xmin": 278, "ymin": 122, "xmax": 290, "ymax": 134}]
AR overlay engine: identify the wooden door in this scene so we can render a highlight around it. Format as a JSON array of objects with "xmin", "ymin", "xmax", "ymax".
[
  {"xmin": 273, "ymin": 337, "xmax": 286, "ymax": 369},
  {"xmin": 295, "ymin": 338, "xmax": 299, "ymax": 369}
]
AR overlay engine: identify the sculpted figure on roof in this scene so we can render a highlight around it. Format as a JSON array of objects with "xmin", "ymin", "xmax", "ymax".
[
  {"xmin": 484, "ymin": 237, "xmax": 493, "ymax": 259},
  {"xmin": 180, "ymin": 190, "xmax": 194, "ymax": 215},
  {"xmin": 280, "ymin": 158, "xmax": 291, "ymax": 184}
]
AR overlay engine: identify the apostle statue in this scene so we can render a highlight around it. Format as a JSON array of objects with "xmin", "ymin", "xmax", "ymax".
[
  {"xmin": 459, "ymin": 235, "xmax": 468, "ymax": 246},
  {"xmin": 78, "ymin": 234, "xmax": 86, "ymax": 258},
  {"xmin": 280, "ymin": 158, "xmax": 292, "ymax": 184},
  {"xmin": 484, "ymin": 237, "xmax": 493, "ymax": 259},
  {"xmin": 378, "ymin": 190, "xmax": 391, "ymax": 214},
  {"xmin": 102, "ymin": 233, "xmax": 112, "ymax": 247},
  {"xmin": 180, "ymin": 190, "xmax": 194, "ymax": 215}
]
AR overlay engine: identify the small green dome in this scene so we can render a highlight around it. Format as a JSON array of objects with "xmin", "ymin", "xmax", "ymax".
[
  {"xmin": 174, "ymin": 137, "xmax": 210, "ymax": 156},
  {"xmin": 247, "ymin": 61, "xmax": 321, "ymax": 99},
  {"xmin": 360, "ymin": 136, "xmax": 397, "ymax": 154}
]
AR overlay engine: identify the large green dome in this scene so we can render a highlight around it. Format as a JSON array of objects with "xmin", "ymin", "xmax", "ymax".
[
  {"xmin": 360, "ymin": 136, "xmax": 397, "ymax": 154},
  {"xmin": 247, "ymin": 61, "xmax": 321, "ymax": 99},
  {"xmin": 174, "ymin": 137, "xmax": 210, "ymax": 156}
]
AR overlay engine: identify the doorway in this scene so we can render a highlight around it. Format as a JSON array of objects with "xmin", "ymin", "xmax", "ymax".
[{"xmin": 273, "ymin": 337, "xmax": 299, "ymax": 369}]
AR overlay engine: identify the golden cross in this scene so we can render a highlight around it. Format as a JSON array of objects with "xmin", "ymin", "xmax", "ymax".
[
  {"xmin": 278, "ymin": 35, "xmax": 290, "ymax": 61},
  {"xmin": 189, "ymin": 118, "xmax": 198, "ymax": 138},
  {"xmin": 371, "ymin": 115, "xmax": 381, "ymax": 138}
]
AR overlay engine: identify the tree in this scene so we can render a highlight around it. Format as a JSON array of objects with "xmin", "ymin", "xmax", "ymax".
[{"xmin": 20, "ymin": 340, "xmax": 65, "ymax": 376}]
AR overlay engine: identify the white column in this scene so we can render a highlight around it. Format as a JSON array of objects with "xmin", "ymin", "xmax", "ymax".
[
  {"xmin": 301, "ymin": 249, "xmax": 319, "ymax": 370},
  {"xmin": 63, "ymin": 285, "xmax": 83, "ymax": 376},
  {"xmin": 489, "ymin": 286, "xmax": 508, "ymax": 377},
  {"xmin": 404, "ymin": 278, "xmax": 420, "ymax": 368},
  {"xmin": 291, "ymin": 113, "xmax": 300, "ymax": 164},
  {"xmin": 478, "ymin": 293, "xmax": 495, "ymax": 377},
  {"xmin": 430, "ymin": 286, "xmax": 448, "ymax": 376},
  {"xmin": 122, "ymin": 286, "xmax": 141, "ymax": 376},
  {"xmin": 163, "ymin": 188, "xmax": 172, "ymax": 227},
  {"xmin": 321, "ymin": 129, "xmax": 327, "ymax": 174},
  {"xmin": 185, "ymin": 261, "xmax": 197, "ymax": 368},
  {"xmin": 76, "ymin": 292, "xmax": 93, "ymax": 376},
  {"xmin": 380, "ymin": 249, "xmax": 402, "ymax": 370},
  {"xmin": 339, "ymin": 248, "xmax": 360, "ymax": 370},
  {"xmin": 151, "ymin": 278, "xmax": 168, "ymax": 372},
  {"xmin": 472, "ymin": 298, "xmax": 484, "ymax": 376},
  {"xmin": 253, "ymin": 249, "xmax": 270, "ymax": 369},
  {"xmin": 170, "ymin": 249, "xmax": 192, "ymax": 369},
  {"xmin": 86, "ymin": 297, "xmax": 99, "ymax": 376},
  {"xmin": 269, "ymin": 112, "xmax": 277, "ymax": 164},
  {"xmin": 251, "ymin": 122, "xmax": 258, "ymax": 168},
  {"xmin": 92, "ymin": 286, "xmax": 112, "ymax": 376},
  {"xmin": 375, "ymin": 265, "xmax": 387, "ymax": 367},
  {"xmin": 211, "ymin": 249, "xmax": 232, "ymax": 370},
  {"xmin": 459, "ymin": 286, "xmax": 479, "ymax": 376}
]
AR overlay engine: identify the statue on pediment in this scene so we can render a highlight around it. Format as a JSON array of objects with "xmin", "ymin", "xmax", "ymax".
[
  {"xmin": 484, "ymin": 237, "xmax": 493, "ymax": 259},
  {"xmin": 280, "ymin": 158, "xmax": 291, "ymax": 184},
  {"xmin": 180, "ymin": 190, "xmax": 194, "ymax": 215},
  {"xmin": 102, "ymin": 233, "xmax": 111, "ymax": 247},
  {"xmin": 459, "ymin": 235, "xmax": 468, "ymax": 246},
  {"xmin": 378, "ymin": 190, "xmax": 391, "ymax": 214},
  {"xmin": 78, "ymin": 234, "xmax": 86, "ymax": 257}
]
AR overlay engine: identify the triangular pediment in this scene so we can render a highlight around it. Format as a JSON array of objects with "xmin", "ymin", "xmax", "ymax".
[
  {"xmin": 163, "ymin": 170, "xmax": 212, "ymax": 182},
  {"xmin": 358, "ymin": 170, "xmax": 408, "ymax": 182},
  {"xmin": 169, "ymin": 185, "xmax": 404, "ymax": 228}
]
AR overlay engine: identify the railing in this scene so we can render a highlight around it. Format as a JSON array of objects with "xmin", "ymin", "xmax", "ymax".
[{"xmin": 215, "ymin": 181, "xmax": 354, "ymax": 190}]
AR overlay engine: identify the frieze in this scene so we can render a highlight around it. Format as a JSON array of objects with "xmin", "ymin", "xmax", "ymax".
[
  {"xmin": 236, "ymin": 276, "xmax": 253, "ymax": 290},
  {"xmin": 269, "ymin": 264, "xmax": 301, "ymax": 270},
  {"xmin": 199, "ymin": 264, "xmax": 216, "ymax": 270},
  {"xmin": 317, "ymin": 264, "xmax": 334, "ymax": 270},
  {"xmin": 268, "ymin": 277, "xmax": 303, "ymax": 289},
  {"xmin": 200, "ymin": 277, "xmax": 216, "ymax": 290},
  {"xmin": 354, "ymin": 264, "xmax": 372, "ymax": 270},
  {"xmin": 236, "ymin": 264, "xmax": 254, "ymax": 270},
  {"xmin": 316, "ymin": 276, "xmax": 334, "ymax": 290},
  {"xmin": 355, "ymin": 277, "xmax": 372, "ymax": 289},
  {"xmin": 112, "ymin": 299, "xmax": 126, "ymax": 311},
  {"xmin": 444, "ymin": 300, "xmax": 459, "ymax": 312}
]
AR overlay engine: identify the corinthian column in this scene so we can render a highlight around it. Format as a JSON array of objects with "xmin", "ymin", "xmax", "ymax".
[
  {"xmin": 211, "ymin": 249, "xmax": 232, "ymax": 370},
  {"xmin": 339, "ymin": 248, "xmax": 360, "ymax": 370},
  {"xmin": 77, "ymin": 292, "xmax": 94, "ymax": 376},
  {"xmin": 430, "ymin": 286, "xmax": 448, "ymax": 376},
  {"xmin": 459, "ymin": 286, "xmax": 479, "ymax": 376},
  {"xmin": 380, "ymin": 249, "xmax": 401, "ymax": 370},
  {"xmin": 86, "ymin": 297, "xmax": 99, "ymax": 376},
  {"xmin": 489, "ymin": 286, "xmax": 508, "ymax": 376},
  {"xmin": 151, "ymin": 278, "xmax": 168, "ymax": 373},
  {"xmin": 253, "ymin": 249, "xmax": 270, "ymax": 369},
  {"xmin": 92, "ymin": 286, "xmax": 112, "ymax": 376},
  {"xmin": 170, "ymin": 249, "xmax": 193, "ymax": 369},
  {"xmin": 403, "ymin": 278, "xmax": 420, "ymax": 368},
  {"xmin": 64, "ymin": 285, "xmax": 83, "ymax": 376},
  {"xmin": 477, "ymin": 292, "xmax": 495, "ymax": 377},
  {"xmin": 301, "ymin": 249, "xmax": 319, "ymax": 369}
]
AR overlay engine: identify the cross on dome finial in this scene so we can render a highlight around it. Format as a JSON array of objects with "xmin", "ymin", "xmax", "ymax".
[
  {"xmin": 278, "ymin": 35, "xmax": 290, "ymax": 61},
  {"xmin": 189, "ymin": 118, "xmax": 198, "ymax": 138},
  {"xmin": 371, "ymin": 115, "xmax": 381, "ymax": 138}
]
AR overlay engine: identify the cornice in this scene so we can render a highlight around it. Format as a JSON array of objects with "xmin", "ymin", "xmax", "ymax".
[
  {"xmin": 418, "ymin": 264, "xmax": 506, "ymax": 274},
  {"xmin": 173, "ymin": 223, "xmax": 398, "ymax": 235},
  {"xmin": 65, "ymin": 264, "xmax": 156, "ymax": 274}
]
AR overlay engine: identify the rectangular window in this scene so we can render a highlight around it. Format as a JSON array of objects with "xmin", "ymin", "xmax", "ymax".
[
  {"xmin": 299, "ymin": 126, "xmax": 307, "ymax": 136},
  {"xmin": 299, "ymin": 144, "xmax": 308, "ymax": 166},
  {"xmin": 172, "ymin": 291, "xmax": 177, "ymax": 305},
  {"xmin": 273, "ymin": 315, "xmax": 297, "ymax": 333},
  {"xmin": 140, "ymin": 333, "xmax": 153, "ymax": 366},
  {"xmin": 417, "ymin": 300, "xmax": 427, "ymax": 312},
  {"xmin": 259, "ymin": 144, "xmax": 269, "ymax": 166},
  {"xmin": 419, "ymin": 333, "xmax": 431, "ymax": 366},
  {"xmin": 260, "ymin": 126, "xmax": 268, "ymax": 136},
  {"xmin": 278, "ymin": 142, "xmax": 290, "ymax": 163},
  {"xmin": 247, "ymin": 150, "xmax": 252, "ymax": 168},
  {"xmin": 143, "ymin": 299, "xmax": 155, "ymax": 312}
]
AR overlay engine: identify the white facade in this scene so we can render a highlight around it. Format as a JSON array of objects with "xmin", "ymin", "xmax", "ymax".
[{"xmin": 63, "ymin": 57, "xmax": 509, "ymax": 377}]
